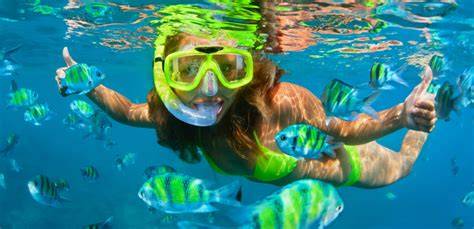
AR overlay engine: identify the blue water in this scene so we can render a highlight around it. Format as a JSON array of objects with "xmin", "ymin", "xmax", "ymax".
[{"xmin": 1, "ymin": 0, "xmax": 473, "ymax": 228}]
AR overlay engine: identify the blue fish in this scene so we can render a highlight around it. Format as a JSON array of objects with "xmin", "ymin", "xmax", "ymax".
[
  {"xmin": 28, "ymin": 175, "xmax": 70, "ymax": 207},
  {"xmin": 63, "ymin": 113, "xmax": 87, "ymax": 130},
  {"xmin": 435, "ymin": 82, "xmax": 462, "ymax": 121},
  {"xmin": 179, "ymin": 179, "xmax": 343, "ymax": 229},
  {"xmin": 0, "ymin": 133, "xmax": 19, "ymax": 157},
  {"xmin": 24, "ymin": 103, "xmax": 52, "ymax": 126},
  {"xmin": 60, "ymin": 63, "xmax": 105, "ymax": 96},
  {"xmin": 7, "ymin": 80, "xmax": 39, "ymax": 109},
  {"xmin": 275, "ymin": 124, "xmax": 341, "ymax": 159},
  {"xmin": 429, "ymin": 54, "xmax": 449, "ymax": 78},
  {"xmin": 322, "ymin": 79, "xmax": 379, "ymax": 124},
  {"xmin": 84, "ymin": 216, "xmax": 113, "ymax": 229},
  {"xmin": 84, "ymin": 111, "xmax": 112, "ymax": 140},
  {"xmin": 457, "ymin": 67, "xmax": 473, "ymax": 108},
  {"xmin": 70, "ymin": 99, "xmax": 96, "ymax": 119},
  {"xmin": 0, "ymin": 45, "xmax": 20, "ymax": 77},
  {"xmin": 369, "ymin": 62, "xmax": 408, "ymax": 90}
]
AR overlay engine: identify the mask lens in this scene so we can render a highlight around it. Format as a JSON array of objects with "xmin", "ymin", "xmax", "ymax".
[
  {"xmin": 213, "ymin": 54, "xmax": 247, "ymax": 82},
  {"xmin": 170, "ymin": 55, "xmax": 206, "ymax": 84}
]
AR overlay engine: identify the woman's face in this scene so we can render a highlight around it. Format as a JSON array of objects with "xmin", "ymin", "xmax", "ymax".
[{"xmin": 167, "ymin": 35, "xmax": 242, "ymax": 123}]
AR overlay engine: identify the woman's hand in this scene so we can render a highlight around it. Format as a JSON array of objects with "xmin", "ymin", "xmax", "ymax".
[
  {"xmin": 402, "ymin": 66, "xmax": 437, "ymax": 132},
  {"xmin": 55, "ymin": 47, "xmax": 77, "ymax": 90}
]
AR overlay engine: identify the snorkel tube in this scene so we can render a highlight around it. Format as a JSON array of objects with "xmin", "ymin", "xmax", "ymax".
[{"xmin": 153, "ymin": 45, "xmax": 218, "ymax": 127}]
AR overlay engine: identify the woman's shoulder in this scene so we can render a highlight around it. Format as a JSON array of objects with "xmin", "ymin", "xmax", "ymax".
[
  {"xmin": 268, "ymin": 82, "xmax": 321, "ymax": 108},
  {"xmin": 264, "ymin": 82, "xmax": 325, "ymax": 126}
]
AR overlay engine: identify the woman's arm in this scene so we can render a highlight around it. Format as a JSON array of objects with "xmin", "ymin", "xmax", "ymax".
[
  {"xmin": 87, "ymin": 85, "xmax": 154, "ymax": 128},
  {"xmin": 271, "ymin": 67, "xmax": 435, "ymax": 145},
  {"xmin": 56, "ymin": 47, "xmax": 155, "ymax": 128},
  {"xmin": 272, "ymin": 130, "xmax": 428, "ymax": 188}
]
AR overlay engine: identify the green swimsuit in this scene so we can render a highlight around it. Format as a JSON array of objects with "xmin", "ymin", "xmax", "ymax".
[{"xmin": 202, "ymin": 132, "xmax": 362, "ymax": 186}]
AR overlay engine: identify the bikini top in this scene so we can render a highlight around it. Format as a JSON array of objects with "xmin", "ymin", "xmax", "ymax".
[{"xmin": 201, "ymin": 131, "xmax": 361, "ymax": 186}]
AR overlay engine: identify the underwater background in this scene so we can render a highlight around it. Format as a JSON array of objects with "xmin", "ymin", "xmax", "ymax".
[{"xmin": 0, "ymin": 0, "xmax": 473, "ymax": 228}]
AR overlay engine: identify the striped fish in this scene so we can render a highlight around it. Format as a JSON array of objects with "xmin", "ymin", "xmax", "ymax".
[
  {"xmin": 70, "ymin": 100, "xmax": 96, "ymax": 119},
  {"xmin": 457, "ymin": 67, "xmax": 473, "ymax": 108},
  {"xmin": 0, "ymin": 45, "xmax": 20, "ymax": 77},
  {"xmin": 321, "ymin": 79, "xmax": 379, "ymax": 124},
  {"xmin": 7, "ymin": 80, "xmax": 38, "ymax": 108},
  {"xmin": 369, "ymin": 62, "xmax": 407, "ymax": 90},
  {"xmin": 60, "ymin": 63, "xmax": 105, "ymax": 96},
  {"xmin": 435, "ymin": 82, "xmax": 461, "ymax": 121},
  {"xmin": 429, "ymin": 55, "xmax": 447, "ymax": 78},
  {"xmin": 81, "ymin": 166, "xmax": 100, "ymax": 182},
  {"xmin": 179, "ymin": 179, "xmax": 343, "ymax": 229},
  {"xmin": 28, "ymin": 175, "xmax": 69, "ymax": 207},
  {"xmin": 54, "ymin": 179, "xmax": 70, "ymax": 192},
  {"xmin": 275, "ymin": 124, "xmax": 341, "ymax": 159},
  {"xmin": 63, "ymin": 113, "xmax": 87, "ymax": 130},
  {"xmin": 84, "ymin": 216, "xmax": 113, "ymax": 229},
  {"xmin": 1, "ymin": 133, "xmax": 19, "ymax": 156},
  {"xmin": 144, "ymin": 165, "xmax": 176, "ymax": 179},
  {"xmin": 427, "ymin": 82, "xmax": 441, "ymax": 95},
  {"xmin": 138, "ymin": 173, "xmax": 241, "ymax": 214},
  {"xmin": 24, "ymin": 103, "xmax": 52, "ymax": 126}
]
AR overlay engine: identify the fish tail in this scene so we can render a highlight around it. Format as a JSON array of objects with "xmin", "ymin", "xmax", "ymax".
[
  {"xmin": 5, "ymin": 45, "xmax": 21, "ymax": 60},
  {"xmin": 101, "ymin": 216, "xmax": 113, "ymax": 229},
  {"xmin": 10, "ymin": 79, "xmax": 18, "ymax": 91},
  {"xmin": 211, "ymin": 181, "xmax": 242, "ymax": 207},
  {"xmin": 390, "ymin": 73, "xmax": 408, "ymax": 87}
]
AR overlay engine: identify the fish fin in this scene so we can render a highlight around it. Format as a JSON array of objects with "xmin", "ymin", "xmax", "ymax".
[
  {"xmin": 177, "ymin": 221, "xmax": 223, "ymax": 229},
  {"xmin": 318, "ymin": 221, "xmax": 324, "ymax": 229},
  {"xmin": 211, "ymin": 180, "xmax": 242, "ymax": 207},
  {"xmin": 195, "ymin": 204, "xmax": 218, "ymax": 213},
  {"xmin": 5, "ymin": 45, "xmax": 21, "ymax": 59},
  {"xmin": 10, "ymin": 79, "xmax": 18, "ymax": 91},
  {"xmin": 390, "ymin": 73, "xmax": 408, "ymax": 87},
  {"xmin": 379, "ymin": 84, "xmax": 395, "ymax": 90},
  {"xmin": 101, "ymin": 216, "xmax": 113, "ymax": 229},
  {"xmin": 58, "ymin": 195, "xmax": 72, "ymax": 204},
  {"xmin": 360, "ymin": 105, "xmax": 379, "ymax": 120},
  {"xmin": 355, "ymin": 82, "xmax": 369, "ymax": 89},
  {"xmin": 362, "ymin": 91, "xmax": 380, "ymax": 105}
]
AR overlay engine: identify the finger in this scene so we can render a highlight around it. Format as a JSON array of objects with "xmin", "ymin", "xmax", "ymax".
[
  {"xmin": 56, "ymin": 67, "xmax": 67, "ymax": 78},
  {"xmin": 415, "ymin": 100, "xmax": 435, "ymax": 111},
  {"xmin": 413, "ymin": 116, "xmax": 434, "ymax": 127},
  {"xmin": 412, "ymin": 108, "xmax": 436, "ymax": 120},
  {"xmin": 62, "ymin": 47, "xmax": 77, "ymax": 67},
  {"xmin": 415, "ymin": 66, "xmax": 433, "ymax": 96}
]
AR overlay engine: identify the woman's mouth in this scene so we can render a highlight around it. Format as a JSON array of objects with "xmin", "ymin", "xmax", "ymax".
[{"xmin": 192, "ymin": 99, "xmax": 224, "ymax": 115}]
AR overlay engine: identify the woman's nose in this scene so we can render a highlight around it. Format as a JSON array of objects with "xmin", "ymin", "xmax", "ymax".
[{"xmin": 200, "ymin": 71, "xmax": 218, "ymax": 96}]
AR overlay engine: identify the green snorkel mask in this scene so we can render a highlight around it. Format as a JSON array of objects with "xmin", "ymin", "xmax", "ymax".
[{"xmin": 153, "ymin": 45, "xmax": 254, "ymax": 126}]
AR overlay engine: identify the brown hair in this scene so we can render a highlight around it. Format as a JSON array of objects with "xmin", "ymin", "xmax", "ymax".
[{"xmin": 147, "ymin": 34, "xmax": 283, "ymax": 164}]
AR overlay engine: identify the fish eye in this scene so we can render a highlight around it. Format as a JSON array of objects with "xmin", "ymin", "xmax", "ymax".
[
  {"xmin": 280, "ymin": 135, "xmax": 287, "ymax": 141},
  {"xmin": 336, "ymin": 205, "xmax": 343, "ymax": 212}
]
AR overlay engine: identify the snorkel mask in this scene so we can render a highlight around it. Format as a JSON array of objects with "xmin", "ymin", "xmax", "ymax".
[{"xmin": 153, "ymin": 45, "xmax": 254, "ymax": 126}]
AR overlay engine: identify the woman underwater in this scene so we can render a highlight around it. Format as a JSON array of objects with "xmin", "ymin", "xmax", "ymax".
[{"xmin": 54, "ymin": 28, "xmax": 437, "ymax": 188}]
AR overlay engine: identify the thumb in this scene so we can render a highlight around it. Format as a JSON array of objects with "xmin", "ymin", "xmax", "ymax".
[
  {"xmin": 62, "ymin": 47, "xmax": 77, "ymax": 67},
  {"xmin": 416, "ymin": 66, "xmax": 433, "ymax": 96}
]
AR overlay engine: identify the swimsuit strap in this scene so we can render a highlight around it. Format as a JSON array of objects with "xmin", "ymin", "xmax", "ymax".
[
  {"xmin": 200, "ymin": 131, "xmax": 361, "ymax": 186},
  {"xmin": 252, "ymin": 131, "xmax": 298, "ymax": 182},
  {"xmin": 340, "ymin": 145, "xmax": 362, "ymax": 186}
]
